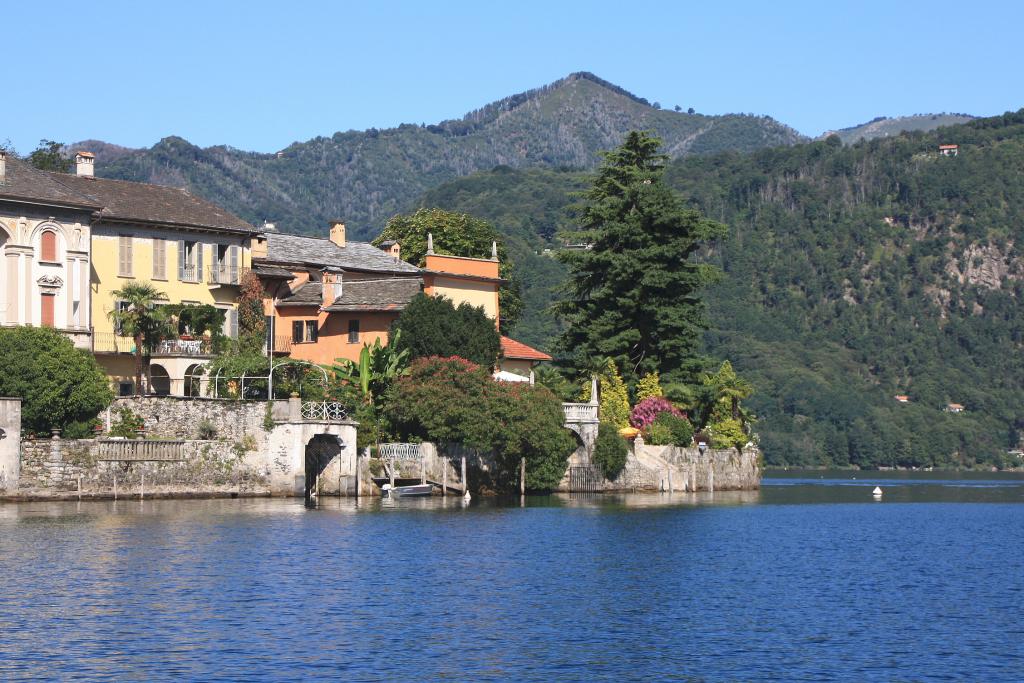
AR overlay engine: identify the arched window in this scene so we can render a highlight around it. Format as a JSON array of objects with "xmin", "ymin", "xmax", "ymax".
[{"xmin": 41, "ymin": 231, "xmax": 57, "ymax": 262}]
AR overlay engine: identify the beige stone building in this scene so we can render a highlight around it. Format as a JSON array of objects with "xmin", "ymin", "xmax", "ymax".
[{"xmin": 0, "ymin": 151, "xmax": 96, "ymax": 348}]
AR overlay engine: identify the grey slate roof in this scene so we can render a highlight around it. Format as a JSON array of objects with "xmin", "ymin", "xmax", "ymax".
[
  {"xmin": 277, "ymin": 281, "xmax": 323, "ymax": 307},
  {"xmin": 0, "ymin": 155, "xmax": 254, "ymax": 233},
  {"xmin": 251, "ymin": 262, "xmax": 296, "ymax": 279},
  {"xmin": 266, "ymin": 232, "xmax": 421, "ymax": 274},
  {"xmin": 323, "ymin": 278, "xmax": 423, "ymax": 312},
  {"xmin": 0, "ymin": 156, "xmax": 101, "ymax": 210},
  {"xmin": 55, "ymin": 173, "xmax": 256, "ymax": 233}
]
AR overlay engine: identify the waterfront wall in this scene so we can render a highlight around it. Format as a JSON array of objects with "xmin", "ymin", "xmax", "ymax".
[
  {"xmin": 6, "ymin": 397, "xmax": 357, "ymax": 500},
  {"xmin": 558, "ymin": 442, "xmax": 761, "ymax": 492},
  {"xmin": 0, "ymin": 398, "xmax": 21, "ymax": 491},
  {"xmin": 17, "ymin": 436, "xmax": 268, "ymax": 498}
]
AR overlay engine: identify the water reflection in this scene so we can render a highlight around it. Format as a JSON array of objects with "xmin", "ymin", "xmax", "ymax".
[{"xmin": 0, "ymin": 473, "xmax": 1022, "ymax": 681}]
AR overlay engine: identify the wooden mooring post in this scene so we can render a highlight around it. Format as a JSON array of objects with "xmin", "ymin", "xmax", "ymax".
[
  {"xmin": 442, "ymin": 463, "xmax": 448, "ymax": 496},
  {"xmin": 667, "ymin": 468, "xmax": 673, "ymax": 494},
  {"xmin": 140, "ymin": 472, "xmax": 145, "ymax": 501},
  {"xmin": 520, "ymin": 458, "xmax": 526, "ymax": 496},
  {"xmin": 355, "ymin": 452, "xmax": 361, "ymax": 497},
  {"xmin": 113, "ymin": 474, "xmax": 118, "ymax": 501},
  {"xmin": 461, "ymin": 456, "xmax": 467, "ymax": 494},
  {"xmin": 420, "ymin": 456, "xmax": 426, "ymax": 485},
  {"xmin": 77, "ymin": 476, "xmax": 82, "ymax": 501}
]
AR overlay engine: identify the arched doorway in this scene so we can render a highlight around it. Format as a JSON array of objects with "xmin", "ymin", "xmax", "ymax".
[
  {"xmin": 304, "ymin": 434, "xmax": 342, "ymax": 505},
  {"xmin": 149, "ymin": 364, "xmax": 171, "ymax": 396},
  {"xmin": 184, "ymin": 364, "xmax": 204, "ymax": 397}
]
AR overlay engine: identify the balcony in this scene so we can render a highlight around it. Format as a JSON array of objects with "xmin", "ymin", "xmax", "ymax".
[
  {"xmin": 267, "ymin": 335, "xmax": 293, "ymax": 355},
  {"xmin": 154, "ymin": 336, "xmax": 215, "ymax": 357},
  {"xmin": 563, "ymin": 402, "xmax": 599, "ymax": 424},
  {"xmin": 93, "ymin": 332, "xmax": 216, "ymax": 357},
  {"xmin": 207, "ymin": 264, "xmax": 248, "ymax": 286}
]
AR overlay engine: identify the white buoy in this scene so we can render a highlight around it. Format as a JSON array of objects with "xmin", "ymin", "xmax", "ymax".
[{"xmin": 872, "ymin": 486, "xmax": 883, "ymax": 498}]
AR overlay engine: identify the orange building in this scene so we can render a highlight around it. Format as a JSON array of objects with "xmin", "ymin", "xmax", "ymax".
[{"xmin": 253, "ymin": 222, "xmax": 550, "ymax": 373}]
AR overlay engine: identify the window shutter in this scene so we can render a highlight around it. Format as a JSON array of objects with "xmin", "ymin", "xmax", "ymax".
[
  {"xmin": 197, "ymin": 243, "xmax": 204, "ymax": 282},
  {"xmin": 230, "ymin": 245, "xmax": 240, "ymax": 283},
  {"xmin": 292, "ymin": 320, "xmax": 303, "ymax": 343},
  {"xmin": 309, "ymin": 320, "xmax": 318, "ymax": 343},
  {"xmin": 178, "ymin": 240, "xmax": 186, "ymax": 280},
  {"xmin": 126, "ymin": 237, "xmax": 133, "ymax": 276},
  {"xmin": 153, "ymin": 239, "xmax": 164, "ymax": 279},
  {"xmin": 118, "ymin": 236, "xmax": 129, "ymax": 276},
  {"xmin": 229, "ymin": 308, "xmax": 239, "ymax": 339}
]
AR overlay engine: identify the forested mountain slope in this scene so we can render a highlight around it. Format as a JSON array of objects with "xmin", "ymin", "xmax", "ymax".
[
  {"xmin": 824, "ymin": 114, "xmax": 975, "ymax": 144},
  {"xmin": 85, "ymin": 73, "xmax": 803, "ymax": 239},
  {"xmin": 422, "ymin": 112, "xmax": 1024, "ymax": 469}
]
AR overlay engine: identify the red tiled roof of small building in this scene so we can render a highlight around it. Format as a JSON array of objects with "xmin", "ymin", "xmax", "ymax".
[{"xmin": 500, "ymin": 336, "xmax": 552, "ymax": 361}]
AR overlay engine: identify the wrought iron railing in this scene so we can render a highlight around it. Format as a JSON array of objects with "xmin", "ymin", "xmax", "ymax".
[
  {"xmin": 563, "ymin": 403, "xmax": 599, "ymax": 423},
  {"xmin": 266, "ymin": 336, "xmax": 292, "ymax": 354},
  {"xmin": 207, "ymin": 265, "xmax": 248, "ymax": 285},
  {"xmin": 179, "ymin": 264, "xmax": 200, "ymax": 282},
  {"xmin": 300, "ymin": 401, "xmax": 348, "ymax": 421},
  {"xmin": 377, "ymin": 443, "xmax": 424, "ymax": 461},
  {"xmin": 154, "ymin": 336, "xmax": 214, "ymax": 356}
]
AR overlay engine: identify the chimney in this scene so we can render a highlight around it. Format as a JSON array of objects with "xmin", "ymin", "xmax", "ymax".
[
  {"xmin": 75, "ymin": 151, "xmax": 95, "ymax": 177},
  {"xmin": 322, "ymin": 270, "xmax": 342, "ymax": 306},
  {"xmin": 329, "ymin": 220, "xmax": 346, "ymax": 248},
  {"xmin": 0, "ymin": 150, "xmax": 6, "ymax": 184},
  {"xmin": 379, "ymin": 240, "xmax": 401, "ymax": 260}
]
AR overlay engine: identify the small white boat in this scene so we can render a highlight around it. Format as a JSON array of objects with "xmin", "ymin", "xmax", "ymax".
[{"xmin": 381, "ymin": 483, "xmax": 433, "ymax": 497}]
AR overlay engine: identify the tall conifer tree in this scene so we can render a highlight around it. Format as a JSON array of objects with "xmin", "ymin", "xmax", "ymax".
[{"xmin": 555, "ymin": 131, "xmax": 726, "ymax": 385}]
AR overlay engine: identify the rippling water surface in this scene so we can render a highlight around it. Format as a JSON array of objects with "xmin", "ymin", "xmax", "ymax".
[{"xmin": 1, "ymin": 471, "xmax": 1023, "ymax": 681}]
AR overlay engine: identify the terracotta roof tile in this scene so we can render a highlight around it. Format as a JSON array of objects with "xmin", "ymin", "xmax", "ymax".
[{"xmin": 500, "ymin": 336, "xmax": 552, "ymax": 361}]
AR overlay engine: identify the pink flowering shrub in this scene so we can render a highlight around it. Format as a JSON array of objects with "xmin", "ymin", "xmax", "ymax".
[{"xmin": 629, "ymin": 397, "xmax": 685, "ymax": 428}]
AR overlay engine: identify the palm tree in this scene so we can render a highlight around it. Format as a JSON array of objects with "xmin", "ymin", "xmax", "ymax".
[
  {"xmin": 702, "ymin": 360, "xmax": 753, "ymax": 420},
  {"xmin": 108, "ymin": 282, "xmax": 169, "ymax": 395}
]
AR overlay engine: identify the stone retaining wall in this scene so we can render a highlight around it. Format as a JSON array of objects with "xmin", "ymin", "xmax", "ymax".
[
  {"xmin": 107, "ymin": 397, "xmax": 279, "ymax": 441},
  {"xmin": 606, "ymin": 444, "xmax": 761, "ymax": 492},
  {"xmin": 15, "ymin": 436, "xmax": 270, "ymax": 498}
]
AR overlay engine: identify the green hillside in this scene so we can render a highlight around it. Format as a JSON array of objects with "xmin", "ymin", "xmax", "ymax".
[
  {"xmin": 86, "ymin": 73, "xmax": 804, "ymax": 239},
  {"xmin": 824, "ymin": 113, "xmax": 975, "ymax": 144},
  {"xmin": 421, "ymin": 112, "xmax": 1024, "ymax": 469}
]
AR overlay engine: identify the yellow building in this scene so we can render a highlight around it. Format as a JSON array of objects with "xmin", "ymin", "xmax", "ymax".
[{"xmin": 56, "ymin": 152, "xmax": 262, "ymax": 396}]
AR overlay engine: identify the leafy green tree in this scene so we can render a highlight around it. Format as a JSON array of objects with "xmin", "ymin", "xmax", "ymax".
[
  {"xmin": 373, "ymin": 207, "xmax": 523, "ymax": 332},
  {"xmin": 580, "ymin": 358, "xmax": 631, "ymax": 429},
  {"xmin": 385, "ymin": 356, "xmax": 574, "ymax": 491},
  {"xmin": 237, "ymin": 270, "xmax": 267, "ymax": 353},
  {"xmin": 556, "ymin": 131, "xmax": 726, "ymax": 385},
  {"xmin": 702, "ymin": 361, "xmax": 753, "ymax": 420},
  {"xmin": 635, "ymin": 372, "xmax": 664, "ymax": 401},
  {"xmin": 0, "ymin": 327, "xmax": 112, "ymax": 437},
  {"xmin": 390, "ymin": 293, "xmax": 501, "ymax": 369},
  {"xmin": 592, "ymin": 422, "xmax": 629, "ymax": 479},
  {"xmin": 28, "ymin": 140, "xmax": 72, "ymax": 173},
  {"xmin": 108, "ymin": 281, "xmax": 170, "ymax": 394}
]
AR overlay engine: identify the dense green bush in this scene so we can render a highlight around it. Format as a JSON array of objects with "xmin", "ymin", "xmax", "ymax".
[
  {"xmin": 0, "ymin": 327, "xmax": 112, "ymax": 437},
  {"xmin": 385, "ymin": 356, "xmax": 575, "ymax": 491},
  {"xmin": 645, "ymin": 412, "xmax": 694, "ymax": 447},
  {"xmin": 109, "ymin": 407, "xmax": 144, "ymax": 439},
  {"xmin": 592, "ymin": 422, "xmax": 629, "ymax": 479},
  {"xmin": 390, "ymin": 294, "xmax": 501, "ymax": 369}
]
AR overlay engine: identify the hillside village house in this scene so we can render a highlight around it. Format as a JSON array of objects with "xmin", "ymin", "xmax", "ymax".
[
  {"xmin": 0, "ymin": 150, "xmax": 261, "ymax": 396},
  {"xmin": 254, "ymin": 223, "xmax": 549, "ymax": 378}
]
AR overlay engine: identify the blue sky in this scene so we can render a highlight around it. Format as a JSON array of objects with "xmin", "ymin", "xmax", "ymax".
[{"xmin": 4, "ymin": 0, "xmax": 1021, "ymax": 153}]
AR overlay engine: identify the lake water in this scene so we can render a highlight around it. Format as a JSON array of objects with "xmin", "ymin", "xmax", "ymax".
[{"xmin": 1, "ymin": 471, "xmax": 1022, "ymax": 681}]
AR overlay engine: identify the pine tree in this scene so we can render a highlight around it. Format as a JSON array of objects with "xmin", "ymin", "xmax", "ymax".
[{"xmin": 555, "ymin": 131, "xmax": 726, "ymax": 385}]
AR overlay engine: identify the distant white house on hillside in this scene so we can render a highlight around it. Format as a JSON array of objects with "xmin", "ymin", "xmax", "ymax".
[{"xmin": 939, "ymin": 144, "xmax": 959, "ymax": 157}]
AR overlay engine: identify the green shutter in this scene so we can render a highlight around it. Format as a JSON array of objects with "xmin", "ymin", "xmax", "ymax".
[{"xmin": 178, "ymin": 240, "xmax": 186, "ymax": 280}]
